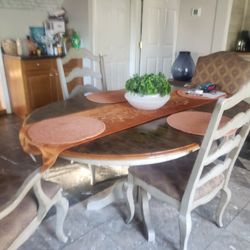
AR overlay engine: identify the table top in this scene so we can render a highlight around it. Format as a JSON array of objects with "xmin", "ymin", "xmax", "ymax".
[{"xmin": 21, "ymin": 90, "xmax": 222, "ymax": 172}]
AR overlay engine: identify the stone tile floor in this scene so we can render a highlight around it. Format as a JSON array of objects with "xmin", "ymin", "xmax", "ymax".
[{"xmin": 1, "ymin": 114, "xmax": 250, "ymax": 250}]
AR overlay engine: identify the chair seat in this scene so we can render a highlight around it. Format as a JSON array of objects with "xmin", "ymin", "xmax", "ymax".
[
  {"xmin": 129, "ymin": 152, "xmax": 224, "ymax": 201},
  {"xmin": 0, "ymin": 174, "xmax": 60, "ymax": 250}
]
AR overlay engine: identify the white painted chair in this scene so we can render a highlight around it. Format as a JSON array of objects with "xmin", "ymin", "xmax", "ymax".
[
  {"xmin": 126, "ymin": 82, "xmax": 250, "ymax": 250},
  {"xmin": 0, "ymin": 169, "xmax": 68, "ymax": 250},
  {"xmin": 57, "ymin": 48, "xmax": 107, "ymax": 100},
  {"xmin": 57, "ymin": 48, "xmax": 107, "ymax": 185}
]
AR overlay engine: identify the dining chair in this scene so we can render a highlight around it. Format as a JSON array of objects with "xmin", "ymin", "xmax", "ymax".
[
  {"xmin": 125, "ymin": 81, "xmax": 250, "ymax": 250},
  {"xmin": 57, "ymin": 48, "xmax": 107, "ymax": 100},
  {"xmin": 57, "ymin": 48, "xmax": 107, "ymax": 185},
  {"xmin": 0, "ymin": 169, "xmax": 68, "ymax": 250},
  {"xmin": 191, "ymin": 51, "xmax": 250, "ymax": 95}
]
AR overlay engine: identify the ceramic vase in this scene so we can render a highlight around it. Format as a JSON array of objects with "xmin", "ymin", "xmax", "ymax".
[{"xmin": 171, "ymin": 51, "xmax": 195, "ymax": 81}]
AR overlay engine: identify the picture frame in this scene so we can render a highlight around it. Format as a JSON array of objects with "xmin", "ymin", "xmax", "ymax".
[{"xmin": 29, "ymin": 26, "xmax": 45, "ymax": 46}]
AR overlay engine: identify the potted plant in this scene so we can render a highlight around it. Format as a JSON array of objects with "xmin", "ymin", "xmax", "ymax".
[{"xmin": 125, "ymin": 73, "xmax": 171, "ymax": 110}]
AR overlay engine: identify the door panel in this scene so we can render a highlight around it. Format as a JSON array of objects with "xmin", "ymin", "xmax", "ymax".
[
  {"xmin": 140, "ymin": 0, "xmax": 179, "ymax": 78},
  {"xmin": 93, "ymin": 0, "xmax": 131, "ymax": 90}
]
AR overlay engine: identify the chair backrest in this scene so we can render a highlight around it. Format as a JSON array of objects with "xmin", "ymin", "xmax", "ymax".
[
  {"xmin": 182, "ymin": 81, "xmax": 250, "ymax": 211},
  {"xmin": 191, "ymin": 51, "xmax": 250, "ymax": 95},
  {"xmin": 57, "ymin": 48, "xmax": 107, "ymax": 100}
]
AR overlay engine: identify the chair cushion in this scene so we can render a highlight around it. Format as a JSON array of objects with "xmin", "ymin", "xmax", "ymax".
[
  {"xmin": 191, "ymin": 52, "xmax": 250, "ymax": 95},
  {"xmin": 129, "ymin": 152, "xmax": 224, "ymax": 201},
  {"xmin": 0, "ymin": 174, "xmax": 60, "ymax": 250}
]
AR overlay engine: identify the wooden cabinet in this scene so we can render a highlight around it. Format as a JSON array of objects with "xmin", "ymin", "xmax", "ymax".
[{"xmin": 4, "ymin": 55, "xmax": 62, "ymax": 118}]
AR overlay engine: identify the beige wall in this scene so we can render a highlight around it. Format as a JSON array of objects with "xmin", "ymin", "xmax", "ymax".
[
  {"xmin": 226, "ymin": 0, "xmax": 248, "ymax": 50},
  {"xmin": 176, "ymin": 0, "xmax": 232, "ymax": 62},
  {"xmin": 0, "ymin": 9, "xmax": 47, "ymax": 40},
  {"xmin": 62, "ymin": 0, "xmax": 90, "ymax": 49},
  {"xmin": 0, "ymin": 0, "xmax": 63, "ymax": 40},
  {"xmin": 243, "ymin": 0, "xmax": 250, "ymax": 29}
]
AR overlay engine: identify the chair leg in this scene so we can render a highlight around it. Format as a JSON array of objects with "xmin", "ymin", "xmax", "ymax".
[
  {"xmin": 139, "ymin": 188, "xmax": 155, "ymax": 242},
  {"xmin": 88, "ymin": 164, "xmax": 96, "ymax": 185},
  {"xmin": 215, "ymin": 187, "xmax": 231, "ymax": 227},
  {"xmin": 55, "ymin": 194, "xmax": 69, "ymax": 243},
  {"xmin": 179, "ymin": 212, "xmax": 192, "ymax": 250},
  {"xmin": 125, "ymin": 182, "xmax": 135, "ymax": 224}
]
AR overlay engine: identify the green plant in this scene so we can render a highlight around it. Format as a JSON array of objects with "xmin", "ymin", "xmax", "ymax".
[{"xmin": 125, "ymin": 73, "xmax": 171, "ymax": 96}]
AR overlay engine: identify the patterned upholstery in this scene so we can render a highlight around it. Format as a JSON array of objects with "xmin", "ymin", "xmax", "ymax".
[
  {"xmin": 191, "ymin": 51, "xmax": 250, "ymax": 94},
  {"xmin": 129, "ymin": 152, "xmax": 224, "ymax": 201},
  {"xmin": 0, "ymin": 173, "xmax": 60, "ymax": 250}
]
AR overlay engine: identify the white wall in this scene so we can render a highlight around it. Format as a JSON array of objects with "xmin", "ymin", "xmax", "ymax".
[
  {"xmin": 212, "ymin": 0, "xmax": 233, "ymax": 52},
  {"xmin": 176, "ymin": 0, "xmax": 232, "ymax": 62},
  {"xmin": 0, "ymin": 9, "xmax": 48, "ymax": 40},
  {"xmin": 0, "ymin": 0, "xmax": 63, "ymax": 40},
  {"xmin": 227, "ymin": 0, "xmax": 249, "ymax": 50},
  {"xmin": 244, "ymin": 0, "xmax": 250, "ymax": 29},
  {"xmin": 62, "ymin": 0, "xmax": 90, "ymax": 49}
]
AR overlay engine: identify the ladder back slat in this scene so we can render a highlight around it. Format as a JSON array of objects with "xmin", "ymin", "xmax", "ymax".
[
  {"xmin": 214, "ymin": 110, "xmax": 250, "ymax": 140},
  {"xmin": 66, "ymin": 68, "xmax": 102, "ymax": 83},
  {"xmin": 204, "ymin": 135, "xmax": 242, "ymax": 166},
  {"xmin": 197, "ymin": 158, "xmax": 231, "ymax": 188}
]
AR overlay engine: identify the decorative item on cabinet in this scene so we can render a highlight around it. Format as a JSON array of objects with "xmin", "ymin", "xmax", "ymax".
[
  {"xmin": 16, "ymin": 38, "xmax": 29, "ymax": 56},
  {"xmin": 171, "ymin": 51, "xmax": 195, "ymax": 81},
  {"xmin": 3, "ymin": 55, "xmax": 63, "ymax": 118},
  {"xmin": 1, "ymin": 39, "xmax": 18, "ymax": 56}
]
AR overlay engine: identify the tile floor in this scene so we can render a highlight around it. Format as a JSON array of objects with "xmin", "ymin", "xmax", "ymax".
[{"xmin": 1, "ymin": 114, "xmax": 250, "ymax": 250}]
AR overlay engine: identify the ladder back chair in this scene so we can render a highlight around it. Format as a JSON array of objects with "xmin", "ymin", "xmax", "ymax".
[
  {"xmin": 126, "ymin": 81, "xmax": 250, "ymax": 250},
  {"xmin": 0, "ymin": 169, "xmax": 68, "ymax": 250},
  {"xmin": 57, "ymin": 48, "xmax": 107, "ymax": 100},
  {"xmin": 57, "ymin": 48, "xmax": 107, "ymax": 185}
]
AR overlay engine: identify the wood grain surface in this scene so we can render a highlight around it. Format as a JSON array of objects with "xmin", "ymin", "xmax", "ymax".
[{"xmin": 20, "ymin": 91, "xmax": 216, "ymax": 172}]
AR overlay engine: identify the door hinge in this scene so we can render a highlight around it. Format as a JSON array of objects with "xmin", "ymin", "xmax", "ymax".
[{"xmin": 139, "ymin": 41, "xmax": 142, "ymax": 49}]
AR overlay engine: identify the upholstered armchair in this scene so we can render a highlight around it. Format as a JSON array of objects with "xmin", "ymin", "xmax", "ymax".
[
  {"xmin": 191, "ymin": 51, "xmax": 250, "ymax": 95},
  {"xmin": 0, "ymin": 169, "xmax": 68, "ymax": 250}
]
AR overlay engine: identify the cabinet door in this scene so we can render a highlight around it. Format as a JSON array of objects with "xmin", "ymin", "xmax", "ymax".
[{"xmin": 26, "ymin": 71, "xmax": 58, "ymax": 110}]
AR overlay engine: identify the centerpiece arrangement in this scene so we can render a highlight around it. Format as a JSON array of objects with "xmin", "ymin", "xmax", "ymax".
[{"xmin": 125, "ymin": 73, "xmax": 171, "ymax": 110}]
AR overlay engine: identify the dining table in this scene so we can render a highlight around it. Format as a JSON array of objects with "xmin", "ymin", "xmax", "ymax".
[{"xmin": 19, "ymin": 88, "xmax": 236, "ymax": 210}]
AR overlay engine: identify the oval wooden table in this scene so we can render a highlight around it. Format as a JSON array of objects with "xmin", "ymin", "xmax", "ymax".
[{"xmin": 22, "ymin": 91, "xmax": 218, "ymax": 210}]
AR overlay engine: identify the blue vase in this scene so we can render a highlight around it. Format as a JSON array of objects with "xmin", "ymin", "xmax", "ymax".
[{"xmin": 171, "ymin": 51, "xmax": 195, "ymax": 81}]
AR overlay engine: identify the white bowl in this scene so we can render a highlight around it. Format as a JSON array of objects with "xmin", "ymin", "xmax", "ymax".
[{"xmin": 125, "ymin": 92, "xmax": 170, "ymax": 110}]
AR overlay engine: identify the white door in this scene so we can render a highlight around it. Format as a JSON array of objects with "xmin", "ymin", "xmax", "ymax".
[
  {"xmin": 92, "ymin": 0, "xmax": 131, "ymax": 90},
  {"xmin": 140, "ymin": 0, "xmax": 179, "ymax": 78}
]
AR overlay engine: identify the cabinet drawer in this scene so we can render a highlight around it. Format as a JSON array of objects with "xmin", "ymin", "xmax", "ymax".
[{"xmin": 22, "ymin": 59, "xmax": 52, "ymax": 71}]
